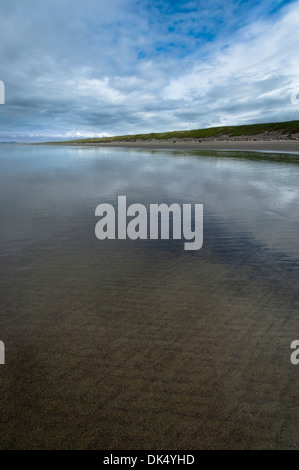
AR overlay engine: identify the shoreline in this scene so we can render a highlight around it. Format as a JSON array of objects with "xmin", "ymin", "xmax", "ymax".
[{"xmin": 43, "ymin": 139, "xmax": 299, "ymax": 154}]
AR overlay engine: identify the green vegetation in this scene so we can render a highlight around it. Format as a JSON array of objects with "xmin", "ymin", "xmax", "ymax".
[{"xmin": 47, "ymin": 120, "xmax": 299, "ymax": 144}]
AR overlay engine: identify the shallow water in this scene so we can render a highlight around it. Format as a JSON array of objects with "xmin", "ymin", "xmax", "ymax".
[{"xmin": 0, "ymin": 144, "xmax": 299, "ymax": 449}]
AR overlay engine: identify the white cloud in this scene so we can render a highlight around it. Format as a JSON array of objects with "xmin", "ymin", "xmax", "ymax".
[
  {"xmin": 160, "ymin": 1, "xmax": 299, "ymax": 127},
  {"xmin": 0, "ymin": 0, "xmax": 299, "ymax": 140}
]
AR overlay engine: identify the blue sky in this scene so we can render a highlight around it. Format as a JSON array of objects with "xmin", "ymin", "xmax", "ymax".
[{"xmin": 0, "ymin": 0, "xmax": 299, "ymax": 141}]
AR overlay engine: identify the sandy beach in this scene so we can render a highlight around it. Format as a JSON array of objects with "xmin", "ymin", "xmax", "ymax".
[
  {"xmin": 1, "ymin": 143, "xmax": 299, "ymax": 450},
  {"xmin": 50, "ymin": 139, "xmax": 299, "ymax": 153},
  {"xmin": 3, "ymin": 0, "xmax": 299, "ymax": 453}
]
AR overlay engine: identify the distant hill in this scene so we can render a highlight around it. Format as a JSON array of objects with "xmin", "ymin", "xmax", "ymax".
[{"xmin": 45, "ymin": 120, "xmax": 299, "ymax": 144}]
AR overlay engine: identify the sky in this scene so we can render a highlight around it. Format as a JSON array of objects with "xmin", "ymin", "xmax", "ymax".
[{"xmin": 0, "ymin": 0, "xmax": 299, "ymax": 142}]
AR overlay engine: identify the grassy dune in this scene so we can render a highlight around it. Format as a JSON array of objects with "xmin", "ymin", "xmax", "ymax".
[{"xmin": 48, "ymin": 120, "xmax": 299, "ymax": 144}]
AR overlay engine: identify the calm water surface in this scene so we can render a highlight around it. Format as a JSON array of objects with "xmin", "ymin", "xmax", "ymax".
[{"xmin": 0, "ymin": 144, "xmax": 299, "ymax": 449}]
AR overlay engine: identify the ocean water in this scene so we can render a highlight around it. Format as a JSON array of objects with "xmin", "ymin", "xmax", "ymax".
[{"xmin": 0, "ymin": 144, "xmax": 299, "ymax": 449}]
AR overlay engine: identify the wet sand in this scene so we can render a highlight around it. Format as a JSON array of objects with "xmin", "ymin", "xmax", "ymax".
[
  {"xmin": 1, "ymin": 145, "xmax": 299, "ymax": 450},
  {"xmin": 1, "ymin": 238, "xmax": 298, "ymax": 450},
  {"xmin": 53, "ymin": 139, "xmax": 299, "ymax": 154}
]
